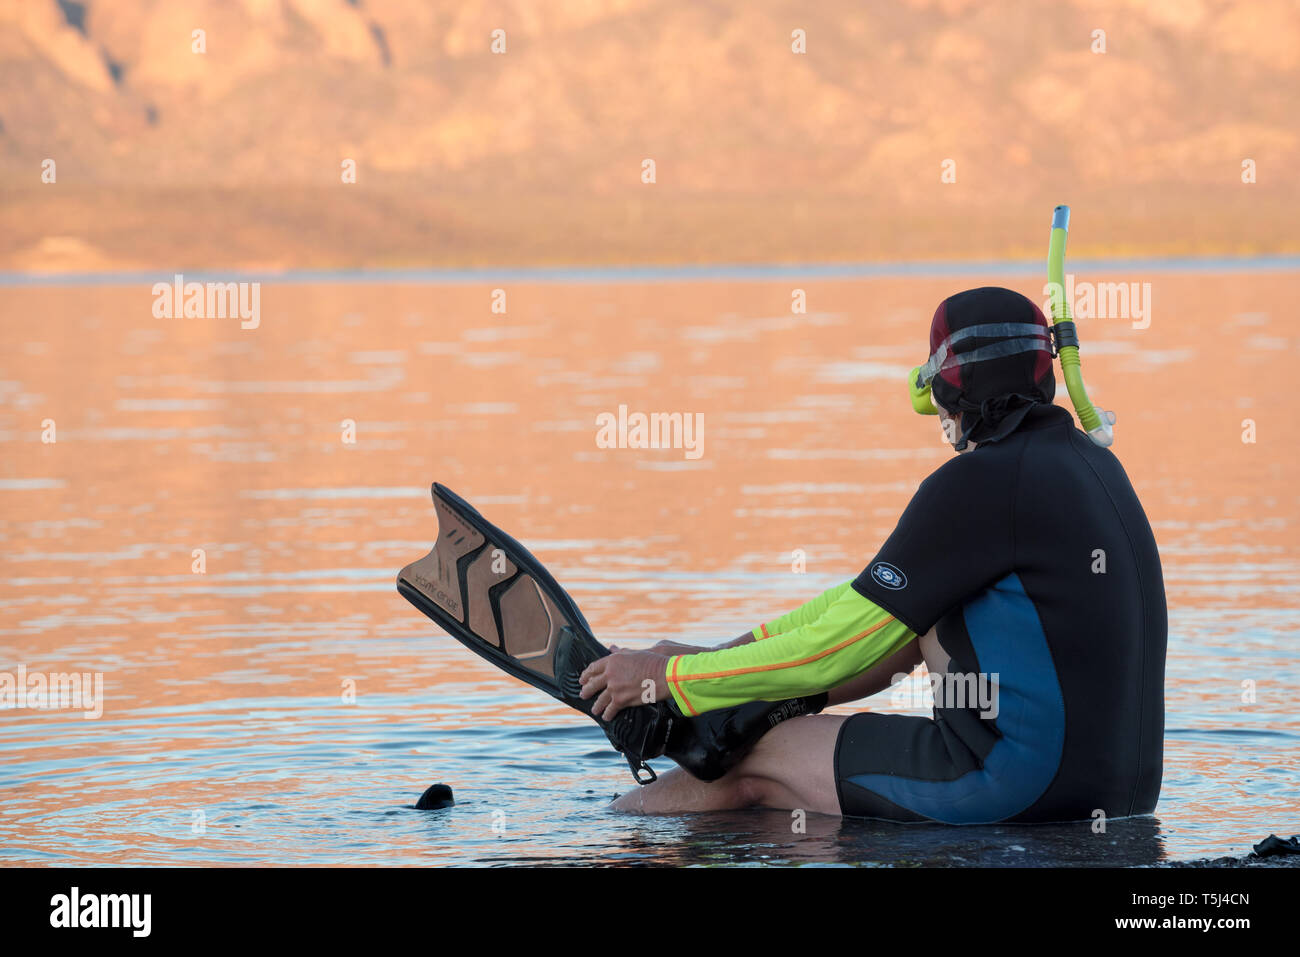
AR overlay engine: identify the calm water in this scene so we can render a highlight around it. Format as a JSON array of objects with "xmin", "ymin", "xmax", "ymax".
[{"xmin": 1, "ymin": 271, "xmax": 1296, "ymax": 865}]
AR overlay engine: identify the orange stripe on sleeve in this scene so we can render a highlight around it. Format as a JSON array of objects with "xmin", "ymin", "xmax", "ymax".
[{"xmin": 669, "ymin": 655, "xmax": 698, "ymax": 716}]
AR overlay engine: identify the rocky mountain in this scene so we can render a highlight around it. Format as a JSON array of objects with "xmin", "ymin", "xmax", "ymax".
[{"xmin": 1, "ymin": 0, "xmax": 1296, "ymax": 270}]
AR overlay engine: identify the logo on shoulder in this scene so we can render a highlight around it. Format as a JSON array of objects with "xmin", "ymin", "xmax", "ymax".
[{"xmin": 871, "ymin": 562, "xmax": 907, "ymax": 590}]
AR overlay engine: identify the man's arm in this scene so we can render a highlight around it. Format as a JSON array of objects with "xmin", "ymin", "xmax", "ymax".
[
  {"xmin": 647, "ymin": 581, "xmax": 854, "ymax": 655},
  {"xmin": 664, "ymin": 585, "xmax": 916, "ymax": 715},
  {"xmin": 749, "ymin": 581, "xmax": 854, "ymax": 641},
  {"xmin": 825, "ymin": 635, "xmax": 923, "ymax": 705}
]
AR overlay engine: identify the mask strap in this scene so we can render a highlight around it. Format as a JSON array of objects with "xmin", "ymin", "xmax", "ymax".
[{"xmin": 918, "ymin": 322, "xmax": 1052, "ymax": 387}]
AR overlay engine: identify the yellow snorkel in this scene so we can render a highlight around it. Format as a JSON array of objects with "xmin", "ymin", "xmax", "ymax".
[{"xmin": 1047, "ymin": 205, "xmax": 1115, "ymax": 447}]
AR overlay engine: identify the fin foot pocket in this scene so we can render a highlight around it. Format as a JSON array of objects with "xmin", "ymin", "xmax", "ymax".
[
  {"xmin": 664, "ymin": 693, "xmax": 829, "ymax": 782},
  {"xmin": 553, "ymin": 626, "xmax": 672, "ymax": 784}
]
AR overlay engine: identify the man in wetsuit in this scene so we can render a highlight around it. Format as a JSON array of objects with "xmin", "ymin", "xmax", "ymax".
[{"xmin": 580, "ymin": 286, "xmax": 1167, "ymax": 823}]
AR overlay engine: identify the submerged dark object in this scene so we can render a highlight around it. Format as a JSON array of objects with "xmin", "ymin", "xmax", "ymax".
[
  {"xmin": 397, "ymin": 483, "xmax": 825, "ymax": 784},
  {"xmin": 415, "ymin": 783, "xmax": 455, "ymax": 810},
  {"xmin": 1252, "ymin": 834, "xmax": 1300, "ymax": 857}
]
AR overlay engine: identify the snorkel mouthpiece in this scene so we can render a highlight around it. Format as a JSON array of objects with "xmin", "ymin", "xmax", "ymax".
[{"xmin": 908, "ymin": 366, "xmax": 939, "ymax": 414}]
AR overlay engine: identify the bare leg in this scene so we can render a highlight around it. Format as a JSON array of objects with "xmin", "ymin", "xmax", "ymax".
[{"xmin": 610, "ymin": 713, "xmax": 848, "ymax": 816}]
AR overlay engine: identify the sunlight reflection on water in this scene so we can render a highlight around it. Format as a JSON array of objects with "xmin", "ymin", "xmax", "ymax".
[{"xmin": 1, "ymin": 275, "xmax": 1296, "ymax": 865}]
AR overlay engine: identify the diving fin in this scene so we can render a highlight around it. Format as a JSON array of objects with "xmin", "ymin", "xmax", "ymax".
[
  {"xmin": 396, "ymin": 483, "xmax": 671, "ymax": 782},
  {"xmin": 397, "ymin": 483, "xmax": 827, "ymax": 785}
]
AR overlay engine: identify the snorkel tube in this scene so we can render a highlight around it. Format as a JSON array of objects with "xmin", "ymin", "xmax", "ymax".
[{"xmin": 1047, "ymin": 205, "xmax": 1115, "ymax": 447}]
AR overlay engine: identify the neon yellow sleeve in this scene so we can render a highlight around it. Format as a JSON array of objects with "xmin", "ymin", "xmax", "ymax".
[
  {"xmin": 751, "ymin": 581, "xmax": 853, "ymax": 641},
  {"xmin": 667, "ymin": 586, "xmax": 915, "ymax": 715}
]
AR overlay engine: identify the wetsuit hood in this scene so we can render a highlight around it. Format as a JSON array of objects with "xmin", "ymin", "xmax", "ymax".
[{"xmin": 927, "ymin": 287, "xmax": 1057, "ymax": 450}]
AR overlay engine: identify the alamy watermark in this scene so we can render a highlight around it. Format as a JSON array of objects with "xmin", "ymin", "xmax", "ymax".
[
  {"xmin": 595, "ymin": 404, "xmax": 704, "ymax": 460},
  {"xmin": 152, "ymin": 273, "xmax": 260, "ymax": 329},
  {"xmin": 49, "ymin": 887, "xmax": 150, "ymax": 937},
  {"xmin": 1043, "ymin": 276, "xmax": 1152, "ymax": 329},
  {"xmin": 0, "ymin": 665, "xmax": 104, "ymax": 719},
  {"xmin": 890, "ymin": 669, "xmax": 1000, "ymax": 719}
]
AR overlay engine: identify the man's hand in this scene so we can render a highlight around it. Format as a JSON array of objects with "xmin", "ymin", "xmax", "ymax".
[{"xmin": 579, "ymin": 650, "xmax": 670, "ymax": 721}]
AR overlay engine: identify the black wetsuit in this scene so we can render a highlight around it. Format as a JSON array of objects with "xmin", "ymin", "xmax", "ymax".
[{"xmin": 837, "ymin": 404, "xmax": 1167, "ymax": 823}]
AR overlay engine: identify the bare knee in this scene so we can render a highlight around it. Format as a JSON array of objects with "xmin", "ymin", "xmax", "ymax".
[
  {"xmin": 717, "ymin": 714, "xmax": 845, "ymax": 814},
  {"xmin": 732, "ymin": 772, "xmax": 771, "ymax": 808},
  {"xmin": 727, "ymin": 733, "xmax": 801, "ymax": 808}
]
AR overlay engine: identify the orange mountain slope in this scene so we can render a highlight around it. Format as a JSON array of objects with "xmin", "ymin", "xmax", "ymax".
[{"xmin": 1, "ymin": 0, "xmax": 1296, "ymax": 271}]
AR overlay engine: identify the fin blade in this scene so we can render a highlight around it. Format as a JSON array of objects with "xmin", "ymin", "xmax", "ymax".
[{"xmin": 398, "ymin": 484, "xmax": 673, "ymax": 783}]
